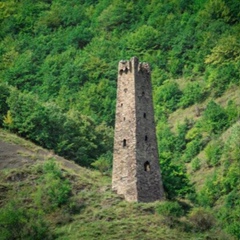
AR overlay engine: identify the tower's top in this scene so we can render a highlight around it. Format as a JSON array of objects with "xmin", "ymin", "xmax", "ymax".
[{"xmin": 118, "ymin": 57, "xmax": 150, "ymax": 76}]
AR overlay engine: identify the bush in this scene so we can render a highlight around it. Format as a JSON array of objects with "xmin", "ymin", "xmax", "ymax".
[
  {"xmin": 205, "ymin": 140, "xmax": 223, "ymax": 167},
  {"xmin": 0, "ymin": 84, "xmax": 10, "ymax": 126},
  {"xmin": 197, "ymin": 172, "xmax": 222, "ymax": 207},
  {"xmin": 182, "ymin": 137, "xmax": 202, "ymax": 163},
  {"xmin": 35, "ymin": 159, "xmax": 71, "ymax": 211},
  {"xmin": 226, "ymin": 100, "xmax": 239, "ymax": 125},
  {"xmin": 201, "ymin": 101, "xmax": 229, "ymax": 134},
  {"xmin": 154, "ymin": 81, "xmax": 182, "ymax": 112},
  {"xmin": 218, "ymin": 189, "xmax": 240, "ymax": 238},
  {"xmin": 179, "ymin": 82, "xmax": 206, "ymax": 108},
  {"xmin": 160, "ymin": 155, "xmax": 195, "ymax": 200},
  {"xmin": 0, "ymin": 201, "xmax": 52, "ymax": 240},
  {"xmin": 223, "ymin": 124, "xmax": 240, "ymax": 164},
  {"xmin": 91, "ymin": 151, "xmax": 112, "ymax": 175},
  {"xmin": 191, "ymin": 157, "xmax": 201, "ymax": 172},
  {"xmin": 188, "ymin": 207, "xmax": 215, "ymax": 231},
  {"xmin": 156, "ymin": 201, "xmax": 184, "ymax": 217}
]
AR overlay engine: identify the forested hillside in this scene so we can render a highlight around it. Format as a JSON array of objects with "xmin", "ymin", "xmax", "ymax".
[{"xmin": 0, "ymin": 0, "xmax": 240, "ymax": 239}]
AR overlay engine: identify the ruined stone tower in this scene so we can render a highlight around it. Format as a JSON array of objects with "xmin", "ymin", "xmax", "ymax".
[{"xmin": 112, "ymin": 57, "xmax": 164, "ymax": 202}]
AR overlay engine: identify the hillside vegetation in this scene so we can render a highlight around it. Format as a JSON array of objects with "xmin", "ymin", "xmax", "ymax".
[
  {"xmin": 0, "ymin": 0, "xmax": 240, "ymax": 239},
  {"xmin": 0, "ymin": 130, "xmax": 235, "ymax": 239}
]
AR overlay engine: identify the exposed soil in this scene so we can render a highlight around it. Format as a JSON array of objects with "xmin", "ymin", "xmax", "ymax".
[
  {"xmin": 0, "ymin": 140, "xmax": 41, "ymax": 170},
  {"xmin": 0, "ymin": 138, "xmax": 84, "ymax": 174}
]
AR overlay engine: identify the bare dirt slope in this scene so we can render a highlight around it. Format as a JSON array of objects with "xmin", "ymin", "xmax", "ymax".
[
  {"xmin": 0, "ymin": 129, "xmax": 83, "ymax": 173},
  {"xmin": 0, "ymin": 140, "xmax": 44, "ymax": 170}
]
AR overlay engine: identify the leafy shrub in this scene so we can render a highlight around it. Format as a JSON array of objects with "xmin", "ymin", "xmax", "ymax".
[
  {"xmin": 225, "ymin": 100, "xmax": 240, "ymax": 125},
  {"xmin": 91, "ymin": 151, "xmax": 112, "ymax": 175},
  {"xmin": 156, "ymin": 201, "xmax": 184, "ymax": 217},
  {"xmin": 188, "ymin": 207, "xmax": 215, "ymax": 231},
  {"xmin": 154, "ymin": 81, "xmax": 182, "ymax": 112},
  {"xmin": 218, "ymin": 189, "xmax": 240, "ymax": 238},
  {"xmin": 197, "ymin": 172, "xmax": 222, "ymax": 207},
  {"xmin": 35, "ymin": 159, "xmax": 71, "ymax": 211},
  {"xmin": 205, "ymin": 64, "xmax": 239, "ymax": 97},
  {"xmin": 0, "ymin": 84, "xmax": 10, "ymax": 126},
  {"xmin": 160, "ymin": 155, "xmax": 195, "ymax": 199},
  {"xmin": 127, "ymin": 25, "xmax": 160, "ymax": 53},
  {"xmin": 223, "ymin": 124, "xmax": 240, "ymax": 164},
  {"xmin": 174, "ymin": 121, "xmax": 189, "ymax": 153},
  {"xmin": 205, "ymin": 140, "xmax": 223, "ymax": 167},
  {"xmin": 0, "ymin": 201, "xmax": 52, "ymax": 240},
  {"xmin": 191, "ymin": 157, "xmax": 201, "ymax": 172},
  {"xmin": 157, "ymin": 120, "xmax": 195, "ymax": 199},
  {"xmin": 182, "ymin": 137, "xmax": 202, "ymax": 163},
  {"xmin": 201, "ymin": 100, "xmax": 229, "ymax": 134},
  {"xmin": 179, "ymin": 82, "xmax": 206, "ymax": 108}
]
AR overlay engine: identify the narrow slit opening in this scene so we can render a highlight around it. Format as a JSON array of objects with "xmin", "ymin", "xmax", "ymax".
[{"xmin": 144, "ymin": 161, "xmax": 150, "ymax": 172}]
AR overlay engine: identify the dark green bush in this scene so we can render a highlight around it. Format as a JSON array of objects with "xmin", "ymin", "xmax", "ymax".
[
  {"xmin": 154, "ymin": 81, "xmax": 182, "ymax": 112},
  {"xmin": 179, "ymin": 82, "xmax": 206, "ymax": 108},
  {"xmin": 0, "ymin": 201, "xmax": 52, "ymax": 240},
  {"xmin": 156, "ymin": 201, "xmax": 184, "ymax": 217},
  {"xmin": 182, "ymin": 137, "xmax": 202, "ymax": 163},
  {"xmin": 205, "ymin": 64, "xmax": 239, "ymax": 97},
  {"xmin": 218, "ymin": 189, "xmax": 240, "ymax": 238},
  {"xmin": 191, "ymin": 157, "xmax": 201, "ymax": 172},
  {"xmin": 205, "ymin": 140, "xmax": 223, "ymax": 167},
  {"xmin": 226, "ymin": 100, "xmax": 239, "ymax": 125},
  {"xmin": 35, "ymin": 158, "xmax": 71, "ymax": 210},
  {"xmin": 160, "ymin": 155, "xmax": 195, "ymax": 199},
  {"xmin": 201, "ymin": 100, "xmax": 229, "ymax": 134},
  {"xmin": 198, "ymin": 173, "xmax": 222, "ymax": 207},
  {"xmin": 0, "ymin": 84, "xmax": 10, "ymax": 126},
  {"xmin": 188, "ymin": 207, "xmax": 215, "ymax": 231}
]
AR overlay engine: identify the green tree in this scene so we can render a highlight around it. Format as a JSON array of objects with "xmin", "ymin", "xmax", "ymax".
[
  {"xmin": 201, "ymin": 100, "xmax": 229, "ymax": 134},
  {"xmin": 0, "ymin": 84, "xmax": 10, "ymax": 126},
  {"xmin": 154, "ymin": 81, "xmax": 182, "ymax": 113}
]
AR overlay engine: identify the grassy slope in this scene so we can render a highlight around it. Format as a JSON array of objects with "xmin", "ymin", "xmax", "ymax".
[{"xmin": 0, "ymin": 129, "xmax": 233, "ymax": 240}]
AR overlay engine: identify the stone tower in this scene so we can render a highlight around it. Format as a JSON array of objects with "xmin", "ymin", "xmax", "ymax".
[{"xmin": 112, "ymin": 57, "xmax": 164, "ymax": 202}]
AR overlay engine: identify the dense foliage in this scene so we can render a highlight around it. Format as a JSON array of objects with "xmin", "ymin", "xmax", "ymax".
[{"xmin": 0, "ymin": 0, "xmax": 240, "ymax": 237}]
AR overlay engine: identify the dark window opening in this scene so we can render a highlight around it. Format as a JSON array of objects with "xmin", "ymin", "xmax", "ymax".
[
  {"xmin": 143, "ymin": 113, "xmax": 146, "ymax": 118},
  {"xmin": 123, "ymin": 117, "xmax": 125, "ymax": 121},
  {"xmin": 144, "ymin": 161, "xmax": 150, "ymax": 172},
  {"xmin": 121, "ymin": 103, "xmax": 123, "ymax": 107},
  {"xmin": 142, "ymin": 91, "xmax": 145, "ymax": 96},
  {"xmin": 119, "ymin": 68, "xmax": 128, "ymax": 75},
  {"xmin": 123, "ymin": 139, "xmax": 126, "ymax": 147},
  {"xmin": 145, "ymin": 135, "xmax": 148, "ymax": 141}
]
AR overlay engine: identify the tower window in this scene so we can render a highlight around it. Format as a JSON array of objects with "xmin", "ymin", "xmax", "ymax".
[
  {"xmin": 144, "ymin": 161, "xmax": 150, "ymax": 172},
  {"xmin": 123, "ymin": 117, "xmax": 126, "ymax": 121},
  {"xmin": 142, "ymin": 91, "xmax": 145, "ymax": 96},
  {"xmin": 143, "ymin": 113, "xmax": 146, "ymax": 118},
  {"xmin": 123, "ymin": 139, "xmax": 126, "ymax": 147},
  {"xmin": 145, "ymin": 135, "xmax": 148, "ymax": 141},
  {"xmin": 121, "ymin": 103, "xmax": 123, "ymax": 107},
  {"xmin": 119, "ymin": 68, "xmax": 128, "ymax": 75}
]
